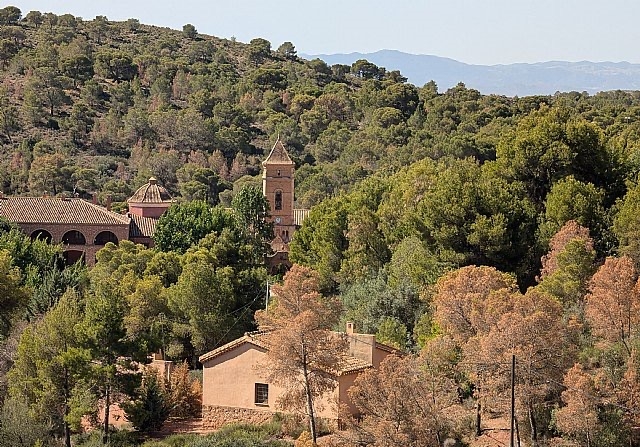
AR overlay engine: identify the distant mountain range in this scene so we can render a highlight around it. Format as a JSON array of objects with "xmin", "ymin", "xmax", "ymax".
[{"xmin": 302, "ymin": 50, "xmax": 640, "ymax": 96}]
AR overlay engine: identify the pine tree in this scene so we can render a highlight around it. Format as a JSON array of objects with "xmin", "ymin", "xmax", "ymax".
[{"xmin": 122, "ymin": 369, "xmax": 170, "ymax": 432}]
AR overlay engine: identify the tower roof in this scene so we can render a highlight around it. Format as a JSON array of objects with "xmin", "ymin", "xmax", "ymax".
[
  {"xmin": 263, "ymin": 138, "xmax": 294, "ymax": 165},
  {"xmin": 127, "ymin": 177, "xmax": 173, "ymax": 204}
]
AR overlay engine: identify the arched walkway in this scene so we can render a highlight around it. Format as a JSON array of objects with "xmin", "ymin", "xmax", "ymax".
[
  {"xmin": 94, "ymin": 231, "xmax": 118, "ymax": 246},
  {"xmin": 63, "ymin": 250, "xmax": 84, "ymax": 265},
  {"xmin": 62, "ymin": 230, "xmax": 86, "ymax": 245},
  {"xmin": 30, "ymin": 229, "xmax": 53, "ymax": 243}
]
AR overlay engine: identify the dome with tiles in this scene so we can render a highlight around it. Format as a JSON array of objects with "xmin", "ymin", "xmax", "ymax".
[{"xmin": 127, "ymin": 177, "xmax": 173, "ymax": 204}]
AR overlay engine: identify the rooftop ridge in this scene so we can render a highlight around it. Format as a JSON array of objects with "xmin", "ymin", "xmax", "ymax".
[
  {"xmin": 0, "ymin": 197, "xmax": 131, "ymax": 225},
  {"xmin": 128, "ymin": 213, "xmax": 158, "ymax": 238},
  {"xmin": 84, "ymin": 199, "xmax": 131, "ymax": 224},
  {"xmin": 199, "ymin": 329, "xmax": 400, "ymax": 373}
]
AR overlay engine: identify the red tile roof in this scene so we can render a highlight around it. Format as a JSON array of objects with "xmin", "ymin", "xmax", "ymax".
[
  {"xmin": 335, "ymin": 355, "xmax": 373, "ymax": 375},
  {"xmin": 129, "ymin": 214, "xmax": 158, "ymax": 238},
  {"xmin": 0, "ymin": 197, "xmax": 130, "ymax": 225},
  {"xmin": 199, "ymin": 331, "xmax": 378, "ymax": 375},
  {"xmin": 269, "ymin": 235, "xmax": 289, "ymax": 253},
  {"xmin": 199, "ymin": 332, "xmax": 269, "ymax": 364}
]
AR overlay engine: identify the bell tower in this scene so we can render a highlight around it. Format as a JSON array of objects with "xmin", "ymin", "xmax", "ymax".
[{"xmin": 262, "ymin": 138, "xmax": 296, "ymax": 242}]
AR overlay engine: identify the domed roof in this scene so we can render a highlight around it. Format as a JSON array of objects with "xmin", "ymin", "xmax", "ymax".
[{"xmin": 127, "ymin": 177, "xmax": 173, "ymax": 204}]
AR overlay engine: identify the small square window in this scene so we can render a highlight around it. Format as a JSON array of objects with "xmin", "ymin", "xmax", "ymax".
[{"xmin": 255, "ymin": 383, "xmax": 269, "ymax": 405}]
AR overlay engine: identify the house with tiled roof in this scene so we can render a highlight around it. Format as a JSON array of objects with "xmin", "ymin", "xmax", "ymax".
[
  {"xmin": 0, "ymin": 196, "xmax": 131, "ymax": 265},
  {"xmin": 198, "ymin": 322, "xmax": 399, "ymax": 430},
  {"xmin": 0, "ymin": 177, "xmax": 174, "ymax": 265}
]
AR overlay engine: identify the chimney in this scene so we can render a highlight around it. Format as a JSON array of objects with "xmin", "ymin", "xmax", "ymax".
[
  {"xmin": 106, "ymin": 195, "xmax": 112, "ymax": 211},
  {"xmin": 346, "ymin": 321, "xmax": 354, "ymax": 335},
  {"xmin": 346, "ymin": 321, "xmax": 376, "ymax": 365},
  {"xmin": 92, "ymin": 193, "xmax": 97, "ymax": 204}
]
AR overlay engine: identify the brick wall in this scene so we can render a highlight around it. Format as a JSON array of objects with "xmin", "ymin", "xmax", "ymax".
[{"xmin": 18, "ymin": 222, "xmax": 129, "ymax": 266}]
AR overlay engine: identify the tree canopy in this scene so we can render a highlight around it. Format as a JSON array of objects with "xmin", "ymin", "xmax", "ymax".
[{"xmin": 2, "ymin": 8, "xmax": 640, "ymax": 446}]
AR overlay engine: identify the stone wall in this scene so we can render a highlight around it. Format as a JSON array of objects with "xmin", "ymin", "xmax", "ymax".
[
  {"xmin": 202, "ymin": 405, "xmax": 274, "ymax": 430},
  {"xmin": 202, "ymin": 405, "xmax": 342, "ymax": 433}
]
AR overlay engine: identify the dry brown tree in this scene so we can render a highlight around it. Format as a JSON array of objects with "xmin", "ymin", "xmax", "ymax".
[
  {"xmin": 346, "ymin": 353, "xmax": 455, "ymax": 447},
  {"xmin": 433, "ymin": 265, "xmax": 517, "ymax": 345},
  {"xmin": 585, "ymin": 255, "xmax": 640, "ymax": 355},
  {"xmin": 554, "ymin": 364, "xmax": 600, "ymax": 447},
  {"xmin": 466, "ymin": 289, "xmax": 578, "ymax": 446},
  {"xmin": 540, "ymin": 220, "xmax": 593, "ymax": 280},
  {"xmin": 255, "ymin": 264, "xmax": 346, "ymax": 444}
]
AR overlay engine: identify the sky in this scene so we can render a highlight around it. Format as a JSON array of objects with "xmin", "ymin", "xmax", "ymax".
[{"xmin": 9, "ymin": 0, "xmax": 640, "ymax": 65}]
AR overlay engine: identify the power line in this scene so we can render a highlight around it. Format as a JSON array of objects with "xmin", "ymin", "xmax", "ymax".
[{"xmin": 209, "ymin": 289, "xmax": 266, "ymax": 351}]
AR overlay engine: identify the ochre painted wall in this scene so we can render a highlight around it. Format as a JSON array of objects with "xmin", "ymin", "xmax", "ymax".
[{"xmin": 202, "ymin": 342, "xmax": 341, "ymax": 420}]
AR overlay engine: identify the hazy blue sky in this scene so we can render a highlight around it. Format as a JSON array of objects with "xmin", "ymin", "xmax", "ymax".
[{"xmin": 9, "ymin": 0, "xmax": 640, "ymax": 65}]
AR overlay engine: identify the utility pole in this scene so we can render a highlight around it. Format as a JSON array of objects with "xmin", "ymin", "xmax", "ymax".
[
  {"xmin": 510, "ymin": 354, "xmax": 516, "ymax": 447},
  {"xmin": 265, "ymin": 280, "xmax": 270, "ymax": 309}
]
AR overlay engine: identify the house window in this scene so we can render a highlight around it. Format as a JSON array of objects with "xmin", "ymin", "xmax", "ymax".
[
  {"xmin": 274, "ymin": 191, "xmax": 282, "ymax": 210},
  {"xmin": 255, "ymin": 383, "xmax": 269, "ymax": 405}
]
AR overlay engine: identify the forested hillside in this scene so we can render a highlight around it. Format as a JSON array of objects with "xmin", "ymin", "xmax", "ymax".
[{"xmin": 3, "ymin": 6, "xmax": 640, "ymax": 447}]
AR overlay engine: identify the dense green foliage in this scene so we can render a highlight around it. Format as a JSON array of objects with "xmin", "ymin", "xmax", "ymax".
[
  {"xmin": 1, "ymin": 233, "xmax": 269, "ymax": 445},
  {"xmin": 4, "ymin": 5, "xmax": 640, "ymax": 446},
  {"xmin": 154, "ymin": 201, "xmax": 235, "ymax": 253},
  {"xmin": 0, "ymin": 9, "xmax": 639, "ymax": 286},
  {"xmin": 122, "ymin": 371, "xmax": 171, "ymax": 432}
]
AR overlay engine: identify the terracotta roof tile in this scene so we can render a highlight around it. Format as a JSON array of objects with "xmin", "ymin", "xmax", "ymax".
[
  {"xmin": 335, "ymin": 355, "xmax": 373, "ymax": 375},
  {"xmin": 0, "ymin": 197, "xmax": 130, "ymax": 225},
  {"xmin": 269, "ymin": 235, "xmax": 289, "ymax": 253},
  {"xmin": 199, "ymin": 332, "xmax": 268, "ymax": 364},
  {"xmin": 375, "ymin": 341, "xmax": 401, "ymax": 354},
  {"xmin": 128, "ymin": 177, "xmax": 173, "ymax": 204},
  {"xmin": 199, "ymin": 331, "xmax": 374, "ymax": 375},
  {"xmin": 129, "ymin": 214, "xmax": 158, "ymax": 238},
  {"xmin": 263, "ymin": 139, "xmax": 294, "ymax": 165}
]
